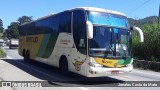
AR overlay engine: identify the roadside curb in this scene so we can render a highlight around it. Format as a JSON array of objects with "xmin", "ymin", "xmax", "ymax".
[{"xmin": 133, "ymin": 59, "xmax": 160, "ymax": 71}]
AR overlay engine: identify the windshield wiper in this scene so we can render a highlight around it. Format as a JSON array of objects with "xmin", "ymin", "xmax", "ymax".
[
  {"xmin": 113, "ymin": 29, "xmax": 127, "ymax": 59},
  {"xmin": 118, "ymin": 40, "xmax": 127, "ymax": 59},
  {"xmin": 104, "ymin": 44, "xmax": 113, "ymax": 58},
  {"xmin": 104, "ymin": 30, "xmax": 114, "ymax": 58}
]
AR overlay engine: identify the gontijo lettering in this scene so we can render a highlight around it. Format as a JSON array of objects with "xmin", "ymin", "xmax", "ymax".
[{"xmin": 26, "ymin": 37, "xmax": 38, "ymax": 42}]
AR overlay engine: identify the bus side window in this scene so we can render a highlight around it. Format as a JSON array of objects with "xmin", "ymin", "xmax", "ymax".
[
  {"xmin": 73, "ymin": 10, "xmax": 87, "ymax": 55},
  {"xmin": 50, "ymin": 16, "xmax": 59, "ymax": 33},
  {"xmin": 59, "ymin": 11, "xmax": 71, "ymax": 33}
]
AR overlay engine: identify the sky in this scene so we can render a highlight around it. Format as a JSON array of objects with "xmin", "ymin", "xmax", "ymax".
[{"xmin": 0, "ymin": 0, "xmax": 159, "ymax": 29}]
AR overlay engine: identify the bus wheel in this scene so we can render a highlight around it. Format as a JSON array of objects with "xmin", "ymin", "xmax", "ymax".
[
  {"xmin": 59, "ymin": 56, "xmax": 68, "ymax": 75},
  {"xmin": 22, "ymin": 50, "xmax": 25, "ymax": 57},
  {"xmin": 24, "ymin": 50, "xmax": 30, "ymax": 62},
  {"xmin": 23, "ymin": 50, "xmax": 27, "ymax": 62}
]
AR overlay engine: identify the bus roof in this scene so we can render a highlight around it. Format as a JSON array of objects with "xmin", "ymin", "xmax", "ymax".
[
  {"xmin": 21, "ymin": 7, "xmax": 126, "ymax": 26},
  {"xmin": 70, "ymin": 7, "xmax": 126, "ymax": 16}
]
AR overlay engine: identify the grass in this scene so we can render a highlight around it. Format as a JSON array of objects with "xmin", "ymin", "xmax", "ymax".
[{"xmin": 0, "ymin": 48, "xmax": 6, "ymax": 58}]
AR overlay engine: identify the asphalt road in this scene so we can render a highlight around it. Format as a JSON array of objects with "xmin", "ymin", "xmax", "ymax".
[{"xmin": 0, "ymin": 46, "xmax": 160, "ymax": 90}]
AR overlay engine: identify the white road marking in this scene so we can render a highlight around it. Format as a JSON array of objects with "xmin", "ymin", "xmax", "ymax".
[
  {"xmin": 78, "ymin": 87, "xmax": 90, "ymax": 90},
  {"xmin": 6, "ymin": 56, "xmax": 90, "ymax": 90}
]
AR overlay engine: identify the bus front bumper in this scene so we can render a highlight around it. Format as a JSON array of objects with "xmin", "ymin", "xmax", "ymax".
[{"xmin": 86, "ymin": 65, "xmax": 133, "ymax": 77}]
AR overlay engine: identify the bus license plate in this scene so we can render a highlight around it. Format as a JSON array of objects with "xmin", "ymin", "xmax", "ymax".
[{"xmin": 111, "ymin": 70, "xmax": 119, "ymax": 74}]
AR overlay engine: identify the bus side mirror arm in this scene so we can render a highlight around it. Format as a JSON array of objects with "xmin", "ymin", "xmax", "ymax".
[
  {"xmin": 86, "ymin": 21, "xmax": 93, "ymax": 39},
  {"xmin": 131, "ymin": 26, "xmax": 144, "ymax": 42}
]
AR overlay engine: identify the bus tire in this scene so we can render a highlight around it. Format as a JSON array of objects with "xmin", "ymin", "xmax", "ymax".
[
  {"xmin": 23, "ymin": 50, "xmax": 27, "ymax": 62},
  {"xmin": 24, "ymin": 52, "xmax": 27, "ymax": 62},
  {"xmin": 59, "ymin": 56, "xmax": 68, "ymax": 75},
  {"xmin": 22, "ymin": 50, "xmax": 25, "ymax": 57},
  {"xmin": 24, "ymin": 50, "xmax": 30, "ymax": 62}
]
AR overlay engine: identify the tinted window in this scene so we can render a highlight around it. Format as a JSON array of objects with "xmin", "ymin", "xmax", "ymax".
[
  {"xmin": 50, "ymin": 16, "xmax": 59, "ymax": 32},
  {"xmin": 59, "ymin": 11, "xmax": 71, "ymax": 33},
  {"xmin": 35, "ymin": 18, "xmax": 53, "ymax": 34},
  {"xmin": 19, "ymin": 25, "xmax": 25, "ymax": 36},
  {"xmin": 73, "ymin": 10, "xmax": 87, "ymax": 55},
  {"xmin": 20, "ymin": 11, "xmax": 71, "ymax": 36},
  {"xmin": 20, "ymin": 15, "xmax": 60, "ymax": 36},
  {"xmin": 19, "ymin": 22, "xmax": 35, "ymax": 36}
]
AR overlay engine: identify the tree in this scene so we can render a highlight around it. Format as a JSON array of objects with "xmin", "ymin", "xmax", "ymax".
[
  {"xmin": 133, "ymin": 23, "xmax": 160, "ymax": 62},
  {"xmin": 0, "ymin": 19, "xmax": 4, "ymax": 33},
  {"xmin": 17, "ymin": 16, "xmax": 33, "ymax": 25},
  {"xmin": 6, "ymin": 22, "xmax": 19, "ymax": 39},
  {"xmin": 5, "ymin": 16, "xmax": 33, "ymax": 39}
]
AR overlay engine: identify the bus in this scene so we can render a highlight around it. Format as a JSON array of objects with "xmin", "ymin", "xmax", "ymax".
[{"xmin": 19, "ymin": 7, "xmax": 144, "ymax": 77}]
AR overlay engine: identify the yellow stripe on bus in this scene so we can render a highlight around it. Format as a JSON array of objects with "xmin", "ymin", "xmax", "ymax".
[
  {"xmin": 94, "ymin": 58, "xmax": 124, "ymax": 68},
  {"xmin": 19, "ymin": 35, "xmax": 44, "ymax": 59}
]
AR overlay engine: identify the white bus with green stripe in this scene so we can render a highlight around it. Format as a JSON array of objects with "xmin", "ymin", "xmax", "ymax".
[{"xmin": 19, "ymin": 7, "xmax": 144, "ymax": 77}]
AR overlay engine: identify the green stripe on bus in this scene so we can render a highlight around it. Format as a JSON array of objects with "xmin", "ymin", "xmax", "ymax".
[
  {"xmin": 117, "ymin": 58, "xmax": 132, "ymax": 65},
  {"xmin": 43, "ymin": 33, "xmax": 59, "ymax": 58},
  {"xmin": 37, "ymin": 34, "xmax": 51, "ymax": 57},
  {"xmin": 37, "ymin": 33, "xmax": 59, "ymax": 58},
  {"xmin": 122, "ymin": 58, "xmax": 132, "ymax": 65},
  {"xmin": 117, "ymin": 60, "xmax": 125, "ymax": 65}
]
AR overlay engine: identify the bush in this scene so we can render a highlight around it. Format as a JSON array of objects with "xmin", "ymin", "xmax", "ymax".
[
  {"xmin": 0, "ymin": 48, "xmax": 6, "ymax": 58},
  {"xmin": 133, "ymin": 23, "xmax": 160, "ymax": 62},
  {"xmin": 133, "ymin": 60, "xmax": 160, "ymax": 71}
]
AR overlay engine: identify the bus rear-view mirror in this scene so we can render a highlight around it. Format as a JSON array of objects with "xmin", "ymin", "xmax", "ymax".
[
  {"xmin": 131, "ymin": 26, "xmax": 144, "ymax": 42},
  {"xmin": 86, "ymin": 21, "xmax": 93, "ymax": 39}
]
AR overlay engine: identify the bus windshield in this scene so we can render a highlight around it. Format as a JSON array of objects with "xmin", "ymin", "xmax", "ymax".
[
  {"xmin": 88, "ymin": 11, "xmax": 129, "ymax": 28},
  {"xmin": 89, "ymin": 26, "xmax": 132, "ymax": 59},
  {"xmin": 87, "ymin": 11, "xmax": 132, "ymax": 59}
]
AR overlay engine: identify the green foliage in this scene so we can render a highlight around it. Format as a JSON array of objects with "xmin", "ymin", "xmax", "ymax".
[
  {"xmin": 0, "ymin": 19, "xmax": 4, "ymax": 39},
  {"xmin": 128, "ymin": 16, "xmax": 158, "ymax": 27},
  {"xmin": 133, "ymin": 23, "xmax": 160, "ymax": 62},
  {"xmin": 6, "ymin": 22, "xmax": 19, "ymax": 39},
  {"xmin": 0, "ymin": 48, "xmax": 6, "ymax": 58},
  {"xmin": 0, "ymin": 19, "xmax": 4, "ymax": 32},
  {"xmin": 2, "ymin": 32, "xmax": 7, "ymax": 38},
  {"xmin": 17, "ymin": 16, "xmax": 33, "ymax": 25},
  {"xmin": 5, "ymin": 16, "xmax": 33, "ymax": 39}
]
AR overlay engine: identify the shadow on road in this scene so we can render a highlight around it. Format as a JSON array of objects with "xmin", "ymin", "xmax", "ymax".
[{"xmin": 2, "ymin": 59, "xmax": 125, "ymax": 86}]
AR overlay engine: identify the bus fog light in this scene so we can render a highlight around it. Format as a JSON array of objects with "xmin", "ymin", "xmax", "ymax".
[
  {"xmin": 89, "ymin": 62, "xmax": 102, "ymax": 67},
  {"xmin": 126, "ymin": 64, "xmax": 132, "ymax": 67},
  {"xmin": 91, "ymin": 71, "xmax": 93, "ymax": 74}
]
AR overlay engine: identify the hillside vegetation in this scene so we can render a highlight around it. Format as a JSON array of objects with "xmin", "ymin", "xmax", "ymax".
[
  {"xmin": 0, "ymin": 48, "xmax": 6, "ymax": 58},
  {"xmin": 128, "ymin": 16, "xmax": 160, "ymax": 62}
]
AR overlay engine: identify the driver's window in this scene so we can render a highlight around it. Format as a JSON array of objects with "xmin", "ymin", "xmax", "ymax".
[{"xmin": 73, "ymin": 10, "xmax": 87, "ymax": 55}]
